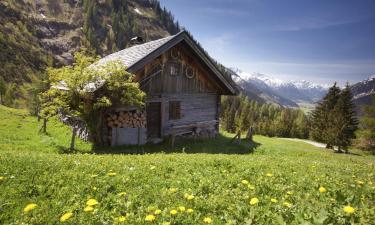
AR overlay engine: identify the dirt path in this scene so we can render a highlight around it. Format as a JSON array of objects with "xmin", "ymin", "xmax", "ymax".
[{"xmin": 281, "ymin": 138, "xmax": 329, "ymax": 148}]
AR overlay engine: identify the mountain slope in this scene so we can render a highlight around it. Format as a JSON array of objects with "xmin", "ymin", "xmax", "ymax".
[
  {"xmin": 351, "ymin": 75, "xmax": 375, "ymax": 109},
  {"xmin": 0, "ymin": 0, "xmax": 179, "ymax": 85}
]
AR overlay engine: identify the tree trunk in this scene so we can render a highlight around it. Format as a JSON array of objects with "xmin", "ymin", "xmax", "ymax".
[
  {"xmin": 70, "ymin": 126, "xmax": 77, "ymax": 151},
  {"xmin": 36, "ymin": 105, "xmax": 41, "ymax": 121},
  {"xmin": 42, "ymin": 118, "xmax": 47, "ymax": 133},
  {"xmin": 246, "ymin": 127, "xmax": 253, "ymax": 141}
]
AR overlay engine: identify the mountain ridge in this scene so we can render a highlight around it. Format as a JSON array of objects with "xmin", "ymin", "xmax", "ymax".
[
  {"xmin": 230, "ymin": 68, "xmax": 328, "ymax": 108},
  {"xmin": 230, "ymin": 68, "xmax": 374, "ymax": 112}
]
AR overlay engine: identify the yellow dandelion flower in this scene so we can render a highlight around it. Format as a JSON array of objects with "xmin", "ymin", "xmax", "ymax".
[
  {"xmin": 203, "ymin": 217, "xmax": 213, "ymax": 224},
  {"xmin": 154, "ymin": 209, "xmax": 162, "ymax": 215},
  {"xmin": 343, "ymin": 206, "xmax": 356, "ymax": 214},
  {"xmin": 283, "ymin": 202, "xmax": 292, "ymax": 208},
  {"xmin": 178, "ymin": 206, "xmax": 186, "ymax": 212},
  {"xmin": 169, "ymin": 188, "xmax": 178, "ymax": 193},
  {"xmin": 241, "ymin": 180, "xmax": 249, "ymax": 185},
  {"xmin": 287, "ymin": 191, "xmax": 293, "ymax": 195},
  {"xmin": 248, "ymin": 185, "xmax": 255, "ymax": 190},
  {"xmin": 250, "ymin": 197, "xmax": 259, "ymax": 205},
  {"xmin": 107, "ymin": 172, "xmax": 117, "ymax": 176},
  {"xmin": 84, "ymin": 206, "xmax": 94, "ymax": 212},
  {"xmin": 185, "ymin": 194, "xmax": 195, "ymax": 200},
  {"xmin": 170, "ymin": 209, "xmax": 178, "ymax": 215},
  {"xmin": 266, "ymin": 173, "xmax": 273, "ymax": 177},
  {"xmin": 23, "ymin": 203, "xmax": 37, "ymax": 213},
  {"xmin": 0, "ymin": 176, "xmax": 4, "ymax": 181},
  {"xmin": 60, "ymin": 212, "xmax": 73, "ymax": 222},
  {"xmin": 162, "ymin": 222, "xmax": 171, "ymax": 225},
  {"xmin": 86, "ymin": 199, "xmax": 99, "ymax": 206},
  {"xmin": 118, "ymin": 192, "xmax": 127, "ymax": 197},
  {"xmin": 118, "ymin": 216, "xmax": 126, "ymax": 222},
  {"xmin": 357, "ymin": 181, "xmax": 364, "ymax": 185},
  {"xmin": 271, "ymin": 198, "xmax": 278, "ymax": 203},
  {"xmin": 187, "ymin": 208, "xmax": 194, "ymax": 213},
  {"xmin": 145, "ymin": 214, "xmax": 156, "ymax": 222},
  {"xmin": 319, "ymin": 187, "xmax": 327, "ymax": 193}
]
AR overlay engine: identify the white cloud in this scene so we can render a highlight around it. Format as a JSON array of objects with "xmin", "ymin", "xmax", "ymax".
[{"xmin": 271, "ymin": 15, "xmax": 373, "ymax": 32}]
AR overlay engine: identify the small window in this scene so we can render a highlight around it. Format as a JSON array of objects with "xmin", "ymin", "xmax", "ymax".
[
  {"xmin": 168, "ymin": 62, "xmax": 180, "ymax": 76},
  {"xmin": 169, "ymin": 101, "xmax": 181, "ymax": 120},
  {"xmin": 170, "ymin": 65, "xmax": 178, "ymax": 76}
]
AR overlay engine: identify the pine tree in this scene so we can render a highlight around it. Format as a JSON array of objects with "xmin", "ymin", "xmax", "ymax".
[
  {"xmin": 329, "ymin": 84, "xmax": 358, "ymax": 152},
  {"xmin": 357, "ymin": 96, "xmax": 375, "ymax": 154},
  {"xmin": 311, "ymin": 83, "xmax": 341, "ymax": 147}
]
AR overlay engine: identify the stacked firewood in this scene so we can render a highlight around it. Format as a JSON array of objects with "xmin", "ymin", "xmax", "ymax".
[{"xmin": 106, "ymin": 110, "xmax": 147, "ymax": 128}]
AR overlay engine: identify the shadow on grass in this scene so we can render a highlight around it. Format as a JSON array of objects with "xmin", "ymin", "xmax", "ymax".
[
  {"xmin": 92, "ymin": 134, "xmax": 261, "ymax": 155},
  {"xmin": 333, "ymin": 150, "xmax": 361, "ymax": 156}
]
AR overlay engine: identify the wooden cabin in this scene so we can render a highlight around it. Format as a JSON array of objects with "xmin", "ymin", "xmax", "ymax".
[{"xmin": 96, "ymin": 31, "xmax": 237, "ymax": 146}]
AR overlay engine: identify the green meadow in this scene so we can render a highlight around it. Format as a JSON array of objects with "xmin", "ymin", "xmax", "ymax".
[{"xmin": 0, "ymin": 105, "xmax": 374, "ymax": 224}]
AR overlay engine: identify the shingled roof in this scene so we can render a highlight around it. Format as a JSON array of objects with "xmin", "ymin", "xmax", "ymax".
[
  {"xmin": 96, "ymin": 30, "xmax": 238, "ymax": 95},
  {"xmin": 96, "ymin": 35, "xmax": 175, "ymax": 69}
]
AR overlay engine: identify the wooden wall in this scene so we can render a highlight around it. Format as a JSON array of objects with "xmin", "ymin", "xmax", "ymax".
[
  {"xmin": 155, "ymin": 93, "xmax": 219, "ymax": 136},
  {"xmin": 135, "ymin": 42, "xmax": 224, "ymax": 95}
]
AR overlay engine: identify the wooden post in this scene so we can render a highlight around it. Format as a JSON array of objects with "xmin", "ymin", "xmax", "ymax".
[
  {"xmin": 70, "ymin": 126, "xmax": 77, "ymax": 151},
  {"xmin": 137, "ymin": 127, "xmax": 141, "ymax": 146},
  {"xmin": 170, "ymin": 131, "xmax": 176, "ymax": 149}
]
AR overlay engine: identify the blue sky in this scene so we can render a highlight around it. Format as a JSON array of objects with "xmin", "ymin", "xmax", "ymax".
[{"xmin": 159, "ymin": 0, "xmax": 375, "ymax": 85}]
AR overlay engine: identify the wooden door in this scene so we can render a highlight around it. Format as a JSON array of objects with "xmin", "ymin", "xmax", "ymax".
[{"xmin": 146, "ymin": 102, "xmax": 161, "ymax": 138}]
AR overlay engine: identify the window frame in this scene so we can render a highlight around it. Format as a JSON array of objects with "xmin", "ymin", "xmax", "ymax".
[{"xmin": 169, "ymin": 101, "xmax": 181, "ymax": 120}]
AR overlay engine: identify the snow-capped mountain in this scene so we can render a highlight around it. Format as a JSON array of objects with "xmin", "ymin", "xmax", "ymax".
[
  {"xmin": 229, "ymin": 68, "xmax": 299, "ymax": 107},
  {"xmin": 351, "ymin": 75, "xmax": 375, "ymax": 107},
  {"xmin": 230, "ymin": 67, "xmax": 374, "ymax": 111},
  {"xmin": 231, "ymin": 68, "xmax": 328, "ymax": 107}
]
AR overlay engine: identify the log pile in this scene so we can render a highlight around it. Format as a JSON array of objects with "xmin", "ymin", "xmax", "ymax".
[{"xmin": 106, "ymin": 110, "xmax": 147, "ymax": 129}]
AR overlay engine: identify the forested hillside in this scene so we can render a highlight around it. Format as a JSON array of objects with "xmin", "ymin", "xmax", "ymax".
[
  {"xmin": 220, "ymin": 94, "xmax": 310, "ymax": 139},
  {"xmin": 0, "ymin": 0, "xmax": 179, "ymax": 106}
]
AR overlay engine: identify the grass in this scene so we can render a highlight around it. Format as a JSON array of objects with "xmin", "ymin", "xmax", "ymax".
[{"xmin": 0, "ymin": 105, "xmax": 374, "ymax": 224}]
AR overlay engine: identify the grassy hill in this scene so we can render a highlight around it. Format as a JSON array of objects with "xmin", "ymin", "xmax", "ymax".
[{"xmin": 0, "ymin": 105, "xmax": 374, "ymax": 224}]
